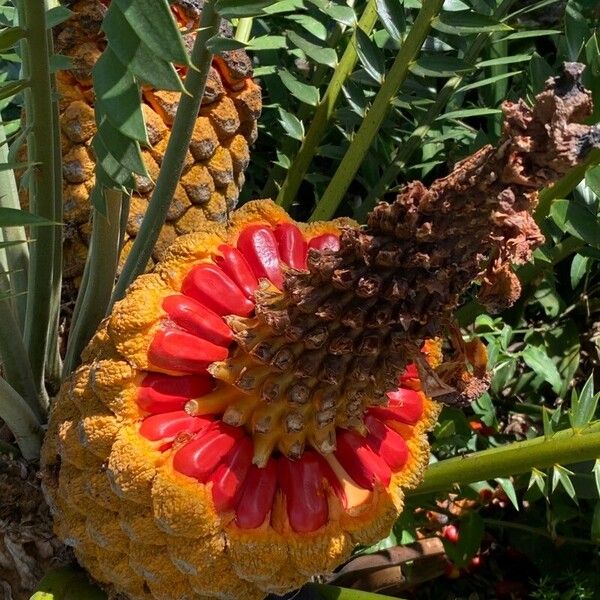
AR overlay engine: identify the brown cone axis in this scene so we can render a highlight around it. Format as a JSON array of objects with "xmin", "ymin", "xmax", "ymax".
[
  {"xmin": 210, "ymin": 64, "xmax": 600, "ymax": 427},
  {"xmin": 18, "ymin": 0, "xmax": 262, "ymax": 296}
]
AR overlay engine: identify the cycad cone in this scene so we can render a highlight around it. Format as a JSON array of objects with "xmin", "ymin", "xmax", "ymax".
[
  {"xmin": 42, "ymin": 201, "xmax": 440, "ymax": 600},
  {"xmin": 21, "ymin": 0, "xmax": 261, "ymax": 292}
]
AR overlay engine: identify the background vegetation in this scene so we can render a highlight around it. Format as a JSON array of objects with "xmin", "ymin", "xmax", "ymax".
[{"xmin": 1, "ymin": 0, "xmax": 599, "ymax": 598}]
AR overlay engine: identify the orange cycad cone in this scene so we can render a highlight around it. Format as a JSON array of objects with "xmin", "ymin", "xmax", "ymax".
[
  {"xmin": 19, "ymin": 0, "xmax": 261, "ymax": 294},
  {"xmin": 42, "ymin": 201, "xmax": 440, "ymax": 599},
  {"xmin": 42, "ymin": 65, "xmax": 600, "ymax": 599}
]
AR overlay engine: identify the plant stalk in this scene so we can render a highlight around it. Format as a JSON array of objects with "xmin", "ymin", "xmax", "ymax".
[
  {"xmin": 0, "ymin": 114, "xmax": 29, "ymax": 327},
  {"xmin": 21, "ymin": 1, "xmax": 58, "ymax": 401},
  {"xmin": 356, "ymin": 0, "xmax": 515, "ymax": 221},
  {"xmin": 0, "ymin": 273, "xmax": 40, "ymax": 419},
  {"xmin": 45, "ymin": 0, "xmax": 63, "ymax": 389},
  {"xmin": 0, "ymin": 377, "xmax": 42, "ymax": 460},
  {"xmin": 275, "ymin": 0, "xmax": 379, "ymax": 210},
  {"xmin": 110, "ymin": 1, "xmax": 221, "ymax": 307},
  {"xmin": 63, "ymin": 189, "xmax": 122, "ymax": 376},
  {"xmin": 311, "ymin": 0, "xmax": 445, "ymax": 221},
  {"xmin": 410, "ymin": 423, "xmax": 600, "ymax": 498},
  {"xmin": 234, "ymin": 17, "xmax": 253, "ymax": 42}
]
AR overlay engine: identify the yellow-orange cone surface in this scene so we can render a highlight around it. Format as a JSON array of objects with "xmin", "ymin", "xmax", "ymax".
[
  {"xmin": 22, "ymin": 0, "xmax": 261, "ymax": 293},
  {"xmin": 42, "ymin": 201, "xmax": 440, "ymax": 600},
  {"xmin": 42, "ymin": 65, "xmax": 600, "ymax": 600}
]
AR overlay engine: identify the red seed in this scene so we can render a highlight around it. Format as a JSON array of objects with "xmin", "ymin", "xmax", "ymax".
[
  {"xmin": 148, "ymin": 329, "xmax": 229, "ymax": 373},
  {"xmin": 278, "ymin": 451, "xmax": 328, "ymax": 533},
  {"xmin": 237, "ymin": 225, "xmax": 283, "ymax": 289},
  {"xmin": 307, "ymin": 233, "xmax": 340, "ymax": 252},
  {"xmin": 137, "ymin": 373, "xmax": 214, "ymax": 413},
  {"xmin": 274, "ymin": 223, "xmax": 307, "ymax": 270},
  {"xmin": 365, "ymin": 414, "xmax": 409, "ymax": 471},
  {"xmin": 172, "ymin": 422, "xmax": 244, "ymax": 482},
  {"xmin": 214, "ymin": 244, "xmax": 259, "ymax": 299},
  {"xmin": 235, "ymin": 458, "xmax": 277, "ymax": 529},
  {"xmin": 181, "ymin": 263, "xmax": 254, "ymax": 317},
  {"xmin": 162, "ymin": 295, "xmax": 232, "ymax": 347},
  {"xmin": 210, "ymin": 436, "xmax": 253, "ymax": 512},
  {"xmin": 335, "ymin": 429, "xmax": 392, "ymax": 489},
  {"xmin": 384, "ymin": 388, "xmax": 424, "ymax": 424},
  {"xmin": 139, "ymin": 411, "xmax": 212, "ymax": 441}
]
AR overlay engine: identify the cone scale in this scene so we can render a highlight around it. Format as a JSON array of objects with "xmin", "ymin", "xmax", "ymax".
[
  {"xmin": 19, "ymin": 0, "xmax": 262, "ymax": 294},
  {"xmin": 42, "ymin": 66, "xmax": 600, "ymax": 599}
]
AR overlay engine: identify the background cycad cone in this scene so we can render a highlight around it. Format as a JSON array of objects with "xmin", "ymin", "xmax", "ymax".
[
  {"xmin": 42, "ymin": 66, "xmax": 600, "ymax": 599},
  {"xmin": 19, "ymin": 0, "xmax": 262, "ymax": 297}
]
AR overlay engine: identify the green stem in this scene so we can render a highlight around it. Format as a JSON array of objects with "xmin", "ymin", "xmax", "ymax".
[
  {"xmin": 63, "ymin": 189, "xmax": 122, "ymax": 376},
  {"xmin": 356, "ymin": 0, "xmax": 515, "ymax": 221},
  {"xmin": 311, "ymin": 0, "xmax": 444, "ymax": 222},
  {"xmin": 234, "ymin": 17, "xmax": 253, "ymax": 42},
  {"xmin": 110, "ymin": 2, "xmax": 221, "ymax": 306},
  {"xmin": 0, "ymin": 274, "xmax": 40, "ymax": 420},
  {"xmin": 410, "ymin": 423, "xmax": 600, "ymax": 498},
  {"xmin": 21, "ymin": 1, "xmax": 57, "ymax": 398},
  {"xmin": 0, "ymin": 377, "xmax": 42, "ymax": 460},
  {"xmin": 483, "ymin": 518, "xmax": 600, "ymax": 547},
  {"xmin": 45, "ymin": 0, "xmax": 63, "ymax": 390},
  {"xmin": 275, "ymin": 0, "xmax": 379, "ymax": 210},
  {"xmin": 0, "ymin": 114, "xmax": 29, "ymax": 327},
  {"xmin": 261, "ymin": 12, "xmax": 350, "ymax": 200}
]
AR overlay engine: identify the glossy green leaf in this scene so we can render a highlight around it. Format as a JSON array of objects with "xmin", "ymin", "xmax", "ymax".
[
  {"xmin": 411, "ymin": 55, "xmax": 471, "ymax": 78},
  {"xmin": 92, "ymin": 49, "xmax": 148, "ymax": 144},
  {"xmin": 206, "ymin": 36, "xmax": 248, "ymax": 53},
  {"xmin": 95, "ymin": 118, "xmax": 147, "ymax": 176},
  {"xmin": 570, "ymin": 375, "xmax": 598, "ymax": 429},
  {"xmin": 247, "ymin": 35, "xmax": 287, "ymax": 51},
  {"xmin": 49, "ymin": 54, "xmax": 73, "ymax": 72},
  {"xmin": 495, "ymin": 478, "xmax": 519, "ymax": 510},
  {"xmin": 500, "ymin": 29, "xmax": 561, "ymax": 41},
  {"xmin": 46, "ymin": 5, "xmax": 72, "ymax": 29},
  {"xmin": 112, "ymin": 0, "xmax": 189, "ymax": 65},
  {"xmin": 286, "ymin": 14, "xmax": 328, "ymax": 41},
  {"xmin": 102, "ymin": 5, "xmax": 183, "ymax": 91},
  {"xmin": 437, "ymin": 107, "xmax": 501, "ymax": 121},
  {"xmin": 433, "ymin": 10, "xmax": 512, "ymax": 34},
  {"xmin": 0, "ymin": 26, "xmax": 24, "ymax": 50},
  {"xmin": 552, "ymin": 464, "xmax": 577, "ymax": 502},
  {"xmin": 216, "ymin": 0, "xmax": 274, "ymax": 18},
  {"xmin": 570, "ymin": 253, "xmax": 589, "ymax": 289},
  {"xmin": 287, "ymin": 30, "xmax": 337, "ymax": 68},
  {"xmin": 376, "ymin": 0, "xmax": 405, "ymax": 42},
  {"xmin": 0, "ymin": 79, "xmax": 28, "ymax": 101},
  {"xmin": 550, "ymin": 199, "xmax": 600, "ymax": 248},
  {"xmin": 476, "ymin": 54, "xmax": 533, "ymax": 68},
  {"xmin": 325, "ymin": 4, "xmax": 356, "ymax": 26},
  {"xmin": 593, "ymin": 460, "xmax": 600, "ymax": 497},
  {"xmin": 457, "ymin": 70, "xmax": 522, "ymax": 93},
  {"xmin": 0, "ymin": 208, "xmax": 54, "ymax": 227},
  {"xmin": 522, "ymin": 345, "xmax": 562, "ymax": 393},
  {"xmin": 528, "ymin": 468, "xmax": 548, "ymax": 498},
  {"xmin": 278, "ymin": 107, "xmax": 304, "ymax": 141},
  {"xmin": 355, "ymin": 27, "xmax": 385, "ymax": 84},
  {"xmin": 278, "ymin": 69, "xmax": 320, "ymax": 105}
]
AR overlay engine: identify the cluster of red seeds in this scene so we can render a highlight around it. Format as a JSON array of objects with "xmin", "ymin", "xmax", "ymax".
[{"xmin": 134, "ymin": 223, "xmax": 426, "ymax": 533}]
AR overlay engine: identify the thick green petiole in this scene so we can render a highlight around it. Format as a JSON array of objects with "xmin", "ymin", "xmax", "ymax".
[
  {"xmin": 411, "ymin": 423, "xmax": 600, "ymax": 498},
  {"xmin": 20, "ymin": 1, "xmax": 60, "ymax": 402},
  {"xmin": 275, "ymin": 0, "xmax": 379, "ymax": 210},
  {"xmin": 310, "ymin": 0, "xmax": 445, "ymax": 221},
  {"xmin": 110, "ymin": 0, "xmax": 222, "ymax": 307}
]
